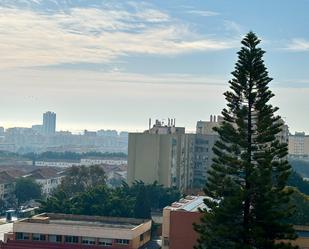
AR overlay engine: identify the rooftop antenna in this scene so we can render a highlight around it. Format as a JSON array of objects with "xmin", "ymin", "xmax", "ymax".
[{"xmin": 149, "ymin": 118, "xmax": 151, "ymax": 130}]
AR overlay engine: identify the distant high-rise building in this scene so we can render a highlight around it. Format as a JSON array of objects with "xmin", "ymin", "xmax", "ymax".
[
  {"xmin": 43, "ymin": 111, "xmax": 56, "ymax": 135},
  {"xmin": 0, "ymin": 127, "xmax": 4, "ymax": 136},
  {"xmin": 31, "ymin": 124, "xmax": 43, "ymax": 134}
]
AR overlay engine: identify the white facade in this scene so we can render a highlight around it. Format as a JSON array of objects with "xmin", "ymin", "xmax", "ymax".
[
  {"xmin": 35, "ymin": 176, "xmax": 64, "ymax": 196},
  {"xmin": 80, "ymin": 158, "xmax": 127, "ymax": 166}
]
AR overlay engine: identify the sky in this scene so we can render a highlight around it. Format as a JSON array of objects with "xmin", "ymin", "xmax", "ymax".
[{"xmin": 1, "ymin": 0, "xmax": 309, "ymax": 133}]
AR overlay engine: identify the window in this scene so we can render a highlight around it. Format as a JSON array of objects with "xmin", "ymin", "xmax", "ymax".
[
  {"xmin": 82, "ymin": 237, "xmax": 96, "ymax": 245},
  {"xmin": 140, "ymin": 234, "xmax": 144, "ymax": 241},
  {"xmin": 49, "ymin": 235, "xmax": 62, "ymax": 243},
  {"xmin": 16, "ymin": 233, "xmax": 30, "ymax": 240},
  {"xmin": 115, "ymin": 239, "xmax": 129, "ymax": 245},
  {"xmin": 32, "ymin": 234, "xmax": 46, "ymax": 241},
  {"xmin": 98, "ymin": 238, "xmax": 112, "ymax": 246},
  {"xmin": 163, "ymin": 237, "xmax": 169, "ymax": 246},
  {"xmin": 64, "ymin": 236, "xmax": 79, "ymax": 244}
]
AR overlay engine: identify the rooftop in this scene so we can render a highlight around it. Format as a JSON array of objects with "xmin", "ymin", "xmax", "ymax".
[
  {"xmin": 25, "ymin": 168, "xmax": 63, "ymax": 180},
  {"xmin": 18, "ymin": 213, "xmax": 150, "ymax": 230},
  {"xmin": 165, "ymin": 196, "xmax": 210, "ymax": 212}
]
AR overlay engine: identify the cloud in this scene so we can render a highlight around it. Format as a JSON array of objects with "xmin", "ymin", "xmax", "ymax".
[
  {"xmin": 286, "ymin": 38, "xmax": 309, "ymax": 51},
  {"xmin": 187, "ymin": 10, "xmax": 219, "ymax": 17},
  {"xmin": 223, "ymin": 20, "xmax": 244, "ymax": 35},
  {"xmin": 0, "ymin": 1, "xmax": 236, "ymax": 69}
]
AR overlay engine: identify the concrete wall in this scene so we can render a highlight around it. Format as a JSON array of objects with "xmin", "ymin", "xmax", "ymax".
[
  {"xmin": 162, "ymin": 210, "xmax": 202, "ymax": 249},
  {"xmin": 13, "ymin": 219, "xmax": 151, "ymax": 242}
]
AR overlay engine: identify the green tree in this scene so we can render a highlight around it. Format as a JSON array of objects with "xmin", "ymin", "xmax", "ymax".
[
  {"xmin": 287, "ymin": 188, "xmax": 309, "ymax": 226},
  {"xmin": 58, "ymin": 165, "xmax": 106, "ymax": 197},
  {"xmin": 15, "ymin": 178, "xmax": 42, "ymax": 205},
  {"xmin": 287, "ymin": 171, "xmax": 309, "ymax": 195},
  {"xmin": 134, "ymin": 184, "xmax": 151, "ymax": 219},
  {"xmin": 39, "ymin": 189, "xmax": 72, "ymax": 213},
  {"xmin": 195, "ymin": 32, "xmax": 297, "ymax": 249}
]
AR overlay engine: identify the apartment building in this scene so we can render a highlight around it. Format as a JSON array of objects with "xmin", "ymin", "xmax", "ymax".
[
  {"xmin": 127, "ymin": 119, "xmax": 195, "ymax": 191},
  {"xmin": 2, "ymin": 213, "xmax": 152, "ymax": 249},
  {"xmin": 194, "ymin": 116, "xmax": 221, "ymax": 188},
  {"xmin": 25, "ymin": 168, "xmax": 65, "ymax": 196},
  {"xmin": 127, "ymin": 118, "xmax": 221, "ymax": 191},
  {"xmin": 0, "ymin": 171, "xmax": 15, "ymax": 202},
  {"xmin": 289, "ymin": 132, "xmax": 309, "ymax": 157}
]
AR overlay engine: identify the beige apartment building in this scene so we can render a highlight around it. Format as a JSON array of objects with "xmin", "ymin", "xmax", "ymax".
[
  {"xmin": 128, "ymin": 116, "xmax": 289, "ymax": 192},
  {"xmin": 127, "ymin": 119, "xmax": 195, "ymax": 191},
  {"xmin": 289, "ymin": 132, "xmax": 309, "ymax": 157},
  {"xmin": 127, "ymin": 117, "xmax": 221, "ymax": 191}
]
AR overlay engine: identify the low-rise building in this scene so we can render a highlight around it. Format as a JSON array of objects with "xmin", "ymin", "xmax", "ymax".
[
  {"xmin": 34, "ymin": 160, "xmax": 80, "ymax": 168},
  {"xmin": 162, "ymin": 195, "xmax": 207, "ymax": 249},
  {"xmin": 25, "ymin": 168, "xmax": 65, "ymax": 196},
  {"xmin": 2, "ymin": 213, "xmax": 152, "ymax": 249},
  {"xmin": 162, "ymin": 196, "xmax": 309, "ymax": 249},
  {"xmin": 0, "ymin": 172, "xmax": 15, "ymax": 202},
  {"xmin": 80, "ymin": 158, "xmax": 127, "ymax": 166}
]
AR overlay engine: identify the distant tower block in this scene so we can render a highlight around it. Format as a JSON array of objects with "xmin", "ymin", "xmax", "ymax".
[{"xmin": 43, "ymin": 111, "xmax": 56, "ymax": 135}]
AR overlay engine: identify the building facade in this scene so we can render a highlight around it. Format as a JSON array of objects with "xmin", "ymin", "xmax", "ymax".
[
  {"xmin": 43, "ymin": 111, "xmax": 56, "ymax": 135},
  {"xmin": 127, "ymin": 120, "xmax": 195, "ymax": 191},
  {"xmin": 289, "ymin": 132, "xmax": 309, "ymax": 157},
  {"xmin": 25, "ymin": 168, "xmax": 65, "ymax": 196},
  {"xmin": 162, "ymin": 195, "xmax": 206, "ymax": 249},
  {"xmin": 2, "ymin": 213, "xmax": 152, "ymax": 249},
  {"xmin": 0, "ymin": 171, "xmax": 15, "ymax": 203},
  {"xmin": 127, "ymin": 118, "xmax": 222, "ymax": 192}
]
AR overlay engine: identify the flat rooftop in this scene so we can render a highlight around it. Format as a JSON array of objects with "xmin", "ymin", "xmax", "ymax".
[
  {"xmin": 165, "ymin": 196, "xmax": 211, "ymax": 212},
  {"xmin": 18, "ymin": 213, "xmax": 149, "ymax": 230}
]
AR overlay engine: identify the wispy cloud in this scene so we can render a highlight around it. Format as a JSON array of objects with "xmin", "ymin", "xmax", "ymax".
[
  {"xmin": 187, "ymin": 10, "xmax": 219, "ymax": 17},
  {"xmin": 223, "ymin": 20, "xmax": 244, "ymax": 35},
  {"xmin": 286, "ymin": 38, "xmax": 309, "ymax": 51},
  {"xmin": 0, "ymin": 1, "xmax": 236, "ymax": 69}
]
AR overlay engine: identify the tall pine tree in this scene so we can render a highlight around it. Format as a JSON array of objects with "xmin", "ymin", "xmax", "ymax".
[{"xmin": 195, "ymin": 32, "xmax": 297, "ymax": 249}]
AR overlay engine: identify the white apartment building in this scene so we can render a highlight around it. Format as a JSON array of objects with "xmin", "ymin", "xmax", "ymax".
[
  {"xmin": 25, "ymin": 168, "xmax": 65, "ymax": 196},
  {"xmin": 0, "ymin": 171, "xmax": 15, "ymax": 202}
]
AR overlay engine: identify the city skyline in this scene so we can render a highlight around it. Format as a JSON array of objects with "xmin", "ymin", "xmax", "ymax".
[{"xmin": 1, "ymin": 1, "xmax": 309, "ymax": 133}]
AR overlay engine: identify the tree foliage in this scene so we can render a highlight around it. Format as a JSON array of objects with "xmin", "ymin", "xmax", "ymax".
[
  {"xmin": 15, "ymin": 177, "xmax": 42, "ymax": 205},
  {"xmin": 289, "ymin": 158, "xmax": 309, "ymax": 178},
  {"xmin": 195, "ymin": 32, "xmax": 297, "ymax": 249},
  {"xmin": 287, "ymin": 171, "xmax": 309, "ymax": 195},
  {"xmin": 40, "ymin": 180, "xmax": 180, "ymax": 219},
  {"xmin": 58, "ymin": 165, "xmax": 106, "ymax": 197},
  {"xmin": 286, "ymin": 188, "xmax": 309, "ymax": 226}
]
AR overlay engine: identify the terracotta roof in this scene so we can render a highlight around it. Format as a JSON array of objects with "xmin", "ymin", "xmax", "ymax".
[
  {"xmin": 4, "ymin": 169, "xmax": 25, "ymax": 178},
  {"xmin": 28, "ymin": 168, "xmax": 60, "ymax": 180},
  {"xmin": 0, "ymin": 171, "xmax": 14, "ymax": 184}
]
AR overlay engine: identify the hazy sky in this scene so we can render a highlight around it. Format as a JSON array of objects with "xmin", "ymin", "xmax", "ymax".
[{"xmin": 1, "ymin": 0, "xmax": 309, "ymax": 133}]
